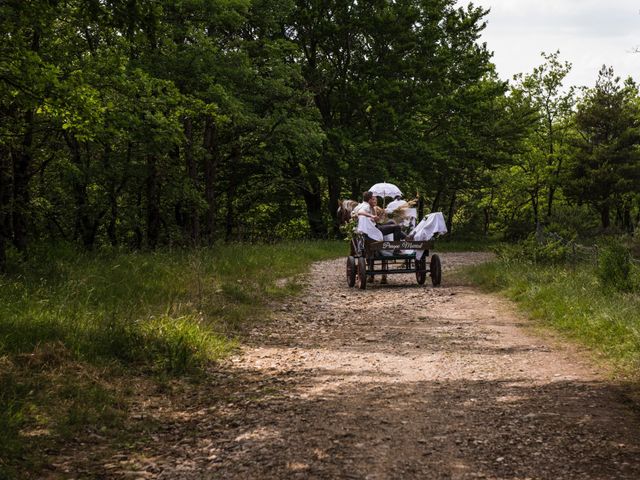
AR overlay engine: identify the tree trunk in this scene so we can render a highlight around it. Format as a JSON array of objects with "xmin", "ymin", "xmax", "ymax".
[
  {"xmin": 327, "ymin": 170, "xmax": 340, "ymax": 237},
  {"xmin": 102, "ymin": 144, "xmax": 118, "ymax": 247},
  {"xmin": 225, "ymin": 188, "xmax": 235, "ymax": 241},
  {"xmin": 0, "ymin": 145, "xmax": 10, "ymax": 271},
  {"xmin": 133, "ymin": 189, "xmax": 143, "ymax": 249},
  {"xmin": 530, "ymin": 188, "xmax": 539, "ymax": 228},
  {"xmin": 546, "ymin": 186, "xmax": 554, "ymax": 219},
  {"xmin": 316, "ymin": 92, "xmax": 337, "ymax": 237},
  {"xmin": 545, "ymin": 129, "xmax": 557, "ymax": 219},
  {"xmin": 624, "ymin": 206, "xmax": 633, "ymax": 233},
  {"xmin": 484, "ymin": 189, "xmax": 494, "ymax": 237},
  {"xmin": 73, "ymin": 177, "xmax": 99, "ymax": 249},
  {"xmin": 66, "ymin": 135, "xmax": 99, "ymax": 249},
  {"xmin": 183, "ymin": 117, "xmax": 200, "ymax": 244},
  {"xmin": 301, "ymin": 173, "xmax": 325, "ymax": 238},
  {"xmin": 431, "ymin": 189, "xmax": 443, "ymax": 213},
  {"xmin": 11, "ymin": 109, "xmax": 34, "ymax": 253},
  {"xmin": 107, "ymin": 189, "xmax": 118, "ymax": 246},
  {"xmin": 203, "ymin": 116, "xmax": 218, "ymax": 242},
  {"xmin": 225, "ymin": 145, "xmax": 240, "ymax": 241},
  {"xmin": 0, "ymin": 234, "xmax": 5, "ymax": 272},
  {"xmin": 600, "ymin": 203, "xmax": 610, "ymax": 230},
  {"xmin": 10, "ymin": 29, "xmax": 41, "ymax": 253},
  {"xmin": 146, "ymin": 155, "xmax": 161, "ymax": 248},
  {"xmin": 446, "ymin": 192, "xmax": 456, "ymax": 234},
  {"xmin": 417, "ymin": 194, "xmax": 424, "ymax": 220},
  {"xmin": 302, "ymin": 188, "xmax": 325, "ymax": 238},
  {"xmin": 483, "ymin": 208, "xmax": 490, "ymax": 237}
]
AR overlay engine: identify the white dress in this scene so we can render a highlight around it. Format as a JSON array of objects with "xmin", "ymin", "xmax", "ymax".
[{"xmin": 352, "ymin": 202, "xmax": 383, "ymax": 241}]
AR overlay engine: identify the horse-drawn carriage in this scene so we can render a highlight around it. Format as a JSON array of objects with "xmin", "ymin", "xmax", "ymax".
[
  {"xmin": 341, "ymin": 183, "xmax": 446, "ymax": 290},
  {"xmin": 346, "ymin": 215, "xmax": 444, "ymax": 290}
]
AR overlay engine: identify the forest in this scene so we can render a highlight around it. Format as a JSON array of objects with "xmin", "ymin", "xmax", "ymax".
[
  {"xmin": 3, "ymin": 0, "xmax": 638, "ymax": 272},
  {"xmin": 4, "ymin": 2, "xmax": 640, "ymax": 477}
]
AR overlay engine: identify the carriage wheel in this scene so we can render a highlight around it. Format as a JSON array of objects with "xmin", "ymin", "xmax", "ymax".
[
  {"xmin": 356, "ymin": 256, "xmax": 367, "ymax": 290},
  {"xmin": 415, "ymin": 256, "xmax": 427, "ymax": 285},
  {"xmin": 346, "ymin": 256, "xmax": 356, "ymax": 287},
  {"xmin": 430, "ymin": 254, "xmax": 442, "ymax": 286}
]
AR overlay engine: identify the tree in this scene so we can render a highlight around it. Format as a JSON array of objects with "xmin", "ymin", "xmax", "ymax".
[
  {"xmin": 0, "ymin": 0, "xmax": 549, "ymax": 255},
  {"xmin": 511, "ymin": 51, "xmax": 574, "ymax": 225},
  {"xmin": 0, "ymin": 0, "xmax": 64, "ymax": 263},
  {"xmin": 287, "ymin": 0, "xmax": 505, "ymax": 235},
  {"xmin": 565, "ymin": 66, "xmax": 640, "ymax": 230}
]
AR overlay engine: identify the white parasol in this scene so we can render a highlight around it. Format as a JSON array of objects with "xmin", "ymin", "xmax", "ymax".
[{"xmin": 368, "ymin": 182, "xmax": 402, "ymax": 198}]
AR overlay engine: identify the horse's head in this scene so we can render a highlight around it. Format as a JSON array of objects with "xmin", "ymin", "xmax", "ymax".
[{"xmin": 337, "ymin": 199, "xmax": 358, "ymax": 225}]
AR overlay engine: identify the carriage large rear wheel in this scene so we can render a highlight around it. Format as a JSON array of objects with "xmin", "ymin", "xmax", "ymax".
[
  {"xmin": 415, "ymin": 256, "xmax": 427, "ymax": 285},
  {"xmin": 430, "ymin": 254, "xmax": 442, "ymax": 286},
  {"xmin": 346, "ymin": 256, "xmax": 356, "ymax": 287},
  {"xmin": 356, "ymin": 256, "xmax": 367, "ymax": 290}
]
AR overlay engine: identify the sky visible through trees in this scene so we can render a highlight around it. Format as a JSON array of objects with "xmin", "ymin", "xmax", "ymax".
[{"xmin": 468, "ymin": 0, "xmax": 640, "ymax": 88}]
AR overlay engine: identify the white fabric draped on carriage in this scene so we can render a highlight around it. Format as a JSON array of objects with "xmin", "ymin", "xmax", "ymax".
[
  {"xmin": 356, "ymin": 215, "xmax": 385, "ymax": 241},
  {"xmin": 410, "ymin": 212, "xmax": 448, "ymax": 259},
  {"xmin": 356, "ymin": 211, "xmax": 448, "ymax": 255},
  {"xmin": 410, "ymin": 212, "xmax": 448, "ymax": 241}
]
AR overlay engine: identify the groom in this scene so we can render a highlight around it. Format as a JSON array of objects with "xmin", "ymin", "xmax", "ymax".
[{"xmin": 351, "ymin": 191, "xmax": 406, "ymax": 241}]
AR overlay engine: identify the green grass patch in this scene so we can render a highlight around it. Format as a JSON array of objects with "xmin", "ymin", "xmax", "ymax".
[
  {"xmin": 463, "ymin": 259, "xmax": 640, "ymax": 377},
  {"xmin": 0, "ymin": 240, "xmax": 343, "ymax": 369},
  {"xmin": 0, "ymin": 240, "xmax": 344, "ymax": 478}
]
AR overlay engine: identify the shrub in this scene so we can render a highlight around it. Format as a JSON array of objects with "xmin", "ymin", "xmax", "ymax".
[
  {"xmin": 546, "ymin": 204, "xmax": 600, "ymax": 240},
  {"xmin": 597, "ymin": 240, "xmax": 633, "ymax": 292},
  {"xmin": 496, "ymin": 234, "xmax": 569, "ymax": 265}
]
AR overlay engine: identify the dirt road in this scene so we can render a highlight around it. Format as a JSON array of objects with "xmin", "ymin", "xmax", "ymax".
[{"xmin": 101, "ymin": 253, "xmax": 640, "ymax": 479}]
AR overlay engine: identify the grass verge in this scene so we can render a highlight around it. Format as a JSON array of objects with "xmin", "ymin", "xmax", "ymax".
[
  {"xmin": 461, "ymin": 259, "xmax": 640, "ymax": 378},
  {"xmin": 434, "ymin": 237, "xmax": 502, "ymax": 252},
  {"xmin": 0, "ymin": 240, "xmax": 343, "ymax": 479}
]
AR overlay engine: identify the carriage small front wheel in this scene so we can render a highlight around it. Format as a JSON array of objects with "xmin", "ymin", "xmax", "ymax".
[
  {"xmin": 356, "ymin": 256, "xmax": 367, "ymax": 290},
  {"xmin": 430, "ymin": 254, "xmax": 442, "ymax": 286},
  {"xmin": 346, "ymin": 256, "xmax": 356, "ymax": 287},
  {"xmin": 415, "ymin": 256, "xmax": 427, "ymax": 285}
]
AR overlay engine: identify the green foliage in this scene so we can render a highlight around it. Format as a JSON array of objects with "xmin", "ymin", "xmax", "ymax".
[
  {"xmin": 564, "ymin": 67, "xmax": 640, "ymax": 231},
  {"xmin": 0, "ymin": 367, "xmax": 24, "ymax": 476},
  {"xmin": 545, "ymin": 203, "xmax": 600, "ymax": 240},
  {"xmin": 496, "ymin": 235, "xmax": 569, "ymax": 265},
  {"xmin": 597, "ymin": 240, "xmax": 635, "ymax": 292},
  {"xmin": 0, "ymin": 241, "xmax": 344, "ymax": 371},
  {"xmin": 0, "ymin": 0, "xmax": 586, "ymax": 251},
  {"xmin": 435, "ymin": 238, "xmax": 502, "ymax": 252},
  {"xmin": 339, "ymin": 218, "xmax": 357, "ymax": 241},
  {"xmin": 2, "ymin": 0, "xmax": 640, "ymax": 253},
  {"xmin": 487, "ymin": 51, "xmax": 574, "ymax": 238},
  {"xmin": 0, "ymin": 240, "xmax": 344, "ymax": 476}
]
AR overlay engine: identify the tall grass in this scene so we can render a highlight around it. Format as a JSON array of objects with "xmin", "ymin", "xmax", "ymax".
[
  {"xmin": 0, "ymin": 241, "xmax": 343, "ymax": 369},
  {"xmin": 463, "ymin": 260, "xmax": 640, "ymax": 376},
  {"xmin": 435, "ymin": 237, "xmax": 502, "ymax": 252},
  {"xmin": 0, "ymin": 240, "xmax": 344, "ymax": 478}
]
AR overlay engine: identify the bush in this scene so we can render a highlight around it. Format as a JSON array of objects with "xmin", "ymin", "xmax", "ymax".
[
  {"xmin": 546, "ymin": 204, "xmax": 600, "ymax": 240},
  {"xmin": 496, "ymin": 234, "xmax": 569, "ymax": 265},
  {"xmin": 597, "ymin": 240, "xmax": 634, "ymax": 292}
]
